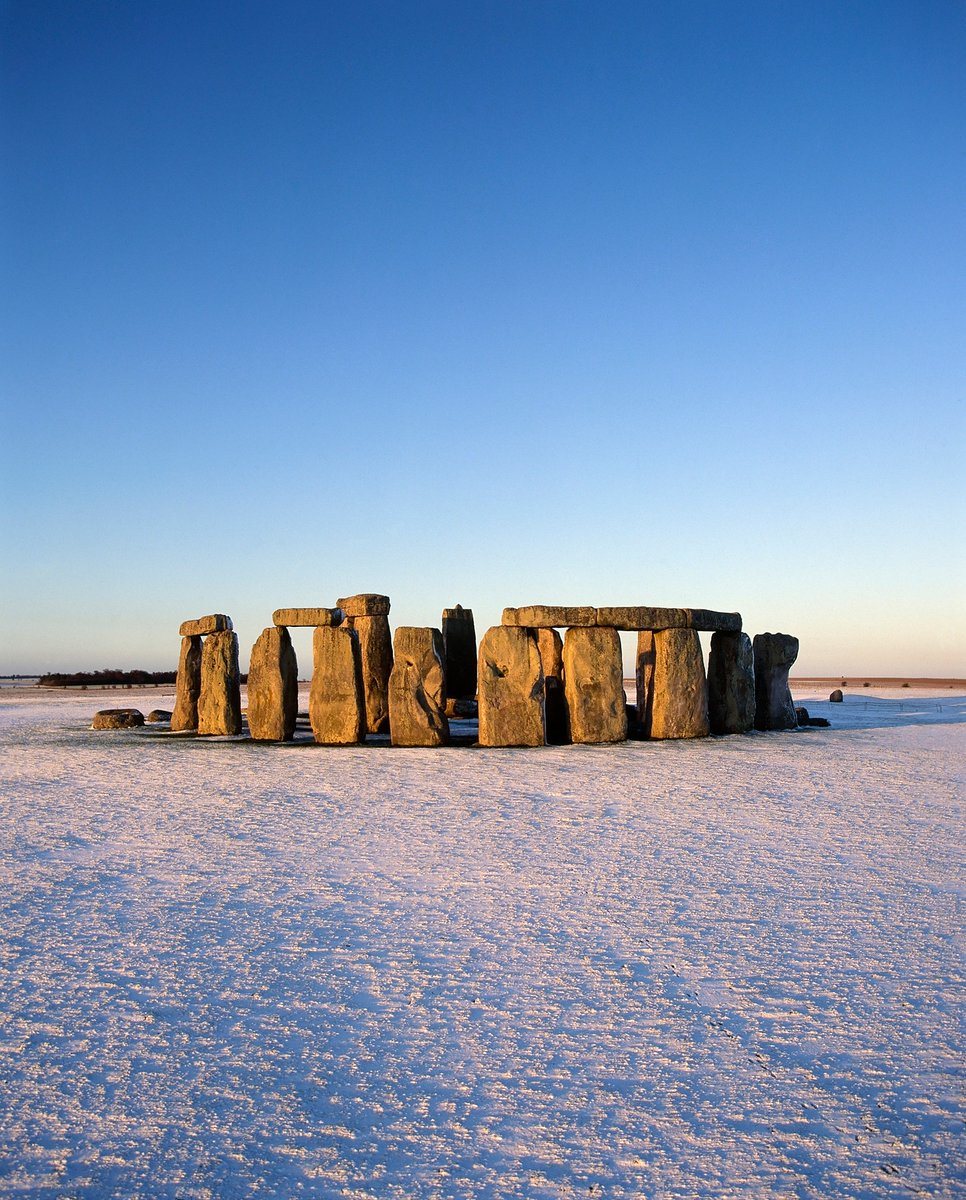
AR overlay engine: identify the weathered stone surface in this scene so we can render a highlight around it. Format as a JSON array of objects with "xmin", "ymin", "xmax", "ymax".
[
  {"xmin": 272, "ymin": 607, "xmax": 343, "ymax": 628},
  {"xmin": 647, "ymin": 629, "xmax": 710, "ymax": 739},
  {"xmin": 336, "ymin": 593, "xmax": 391, "ymax": 618},
  {"xmin": 197, "ymin": 630, "xmax": 242, "ymax": 735},
  {"xmin": 309, "ymin": 626, "xmax": 366, "ymax": 744},
  {"xmin": 171, "ymin": 635, "xmax": 202, "ymax": 731},
  {"xmin": 179, "ymin": 614, "xmax": 232, "ymax": 637},
  {"xmin": 562, "ymin": 626, "xmax": 627, "ymax": 744},
  {"xmin": 346, "ymin": 613, "xmax": 393, "ymax": 734},
  {"xmin": 247, "ymin": 626, "xmax": 298, "ymax": 741},
  {"xmin": 502, "ymin": 606, "xmax": 596, "ymax": 628},
  {"xmin": 596, "ymin": 606, "xmax": 742, "ymax": 632},
  {"xmin": 707, "ymin": 631, "xmax": 755, "ymax": 735},
  {"xmin": 829, "ymin": 689, "xmax": 844, "ymax": 702},
  {"xmin": 146, "ymin": 709, "xmax": 172, "ymax": 723},
  {"xmin": 478, "ymin": 626, "xmax": 546, "ymax": 747},
  {"xmin": 753, "ymin": 633, "xmax": 799, "ymax": 731},
  {"xmin": 442, "ymin": 605, "xmax": 477, "ymax": 701},
  {"xmin": 534, "ymin": 627, "xmax": 567, "ymax": 744},
  {"xmin": 92, "ymin": 708, "xmax": 144, "ymax": 729},
  {"xmin": 388, "ymin": 627, "xmax": 448, "ymax": 747},
  {"xmin": 535, "ymin": 628, "xmax": 564, "ymax": 680},
  {"xmin": 635, "ymin": 630, "xmax": 656, "ymax": 729}
]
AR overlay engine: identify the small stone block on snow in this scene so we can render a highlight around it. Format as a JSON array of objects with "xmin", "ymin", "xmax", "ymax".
[
  {"xmin": 501, "ymin": 605, "xmax": 597, "ymax": 628},
  {"xmin": 179, "ymin": 614, "xmax": 233, "ymax": 637},
  {"xmin": 273, "ymin": 607, "xmax": 343, "ymax": 628},
  {"xmin": 336, "ymin": 594, "xmax": 391, "ymax": 617}
]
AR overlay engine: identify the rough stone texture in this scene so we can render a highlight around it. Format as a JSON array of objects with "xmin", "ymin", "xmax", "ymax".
[
  {"xmin": 707, "ymin": 631, "xmax": 756, "ymax": 735},
  {"xmin": 442, "ymin": 605, "xmax": 477, "ymax": 701},
  {"xmin": 179, "ymin": 614, "xmax": 232, "ymax": 637},
  {"xmin": 635, "ymin": 631, "xmax": 656, "ymax": 731},
  {"xmin": 478, "ymin": 626, "xmax": 546, "ymax": 747},
  {"xmin": 534, "ymin": 628, "xmax": 567, "ymax": 745},
  {"xmin": 388, "ymin": 627, "xmax": 449, "ymax": 747},
  {"xmin": 171, "ymin": 635, "xmax": 202, "ymax": 732},
  {"xmin": 596, "ymin": 606, "xmax": 742, "ymax": 632},
  {"xmin": 146, "ymin": 710, "xmax": 172, "ymax": 723},
  {"xmin": 309, "ymin": 626, "xmax": 366, "ymax": 744},
  {"xmin": 346, "ymin": 614, "xmax": 393, "ymax": 734},
  {"xmin": 502, "ymin": 606, "xmax": 596, "ymax": 628},
  {"xmin": 535, "ymin": 628, "xmax": 564, "ymax": 680},
  {"xmin": 753, "ymin": 633, "xmax": 800, "ymax": 731},
  {"xmin": 647, "ymin": 629, "xmax": 710, "ymax": 739},
  {"xmin": 272, "ymin": 607, "xmax": 343, "ymax": 628},
  {"xmin": 830, "ymin": 689, "xmax": 844, "ymax": 702},
  {"xmin": 562, "ymin": 626, "xmax": 627, "ymax": 744},
  {"xmin": 197, "ymin": 630, "xmax": 242, "ymax": 736},
  {"xmin": 336, "ymin": 593, "xmax": 391, "ymax": 618},
  {"xmin": 92, "ymin": 708, "xmax": 144, "ymax": 729},
  {"xmin": 247, "ymin": 626, "xmax": 298, "ymax": 741}
]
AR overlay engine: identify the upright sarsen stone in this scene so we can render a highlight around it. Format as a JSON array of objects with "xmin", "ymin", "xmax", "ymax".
[
  {"xmin": 477, "ymin": 626, "xmax": 546, "ymax": 747},
  {"xmin": 753, "ymin": 633, "xmax": 799, "ymax": 731},
  {"xmin": 388, "ymin": 627, "xmax": 448, "ymax": 747},
  {"xmin": 310, "ymin": 626, "xmax": 366, "ymax": 744},
  {"xmin": 171, "ymin": 634, "xmax": 202, "ymax": 731},
  {"xmin": 708, "ymin": 631, "xmax": 755, "ymax": 735},
  {"xmin": 647, "ymin": 629, "xmax": 709, "ymax": 739},
  {"xmin": 197, "ymin": 630, "xmax": 242, "ymax": 736},
  {"xmin": 562, "ymin": 626, "xmax": 627, "ymax": 744},
  {"xmin": 635, "ymin": 630, "xmax": 656, "ymax": 731},
  {"xmin": 442, "ymin": 605, "xmax": 477, "ymax": 701},
  {"xmin": 345, "ymin": 614, "xmax": 393, "ymax": 734},
  {"xmin": 535, "ymin": 628, "xmax": 567, "ymax": 744},
  {"xmin": 247, "ymin": 626, "xmax": 298, "ymax": 741}
]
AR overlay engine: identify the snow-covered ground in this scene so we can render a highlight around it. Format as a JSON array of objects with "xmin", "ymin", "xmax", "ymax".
[{"xmin": 0, "ymin": 687, "xmax": 963, "ymax": 1198}]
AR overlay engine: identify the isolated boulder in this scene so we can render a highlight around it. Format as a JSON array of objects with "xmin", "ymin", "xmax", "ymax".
[
  {"xmin": 562, "ymin": 626, "xmax": 627, "ymax": 744},
  {"xmin": 707, "ymin": 631, "xmax": 756, "ymax": 735},
  {"xmin": 92, "ymin": 708, "xmax": 144, "ymax": 729},
  {"xmin": 388, "ymin": 627, "xmax": 449, "ymax": 747},
  {"xmin": 442, "ymin": 605, "xmax": 477, "ymax": 701},
  {"xmin": 198, "ymin": 630, "xmax": 243, "ymax": 736},
  {"xmin": 247, "ymin": 626, "xmax": 298, "ymax": 741},
  {"xmin": 171, "ymin": 635, "xmax": 202, "ymax": 731},
  {"xmin": 309, "ymin": 626, "xmax": 366, "ymax": 744},
  {"xmin": 829, "ymin": 689, "xmax": 844, "ymax": 702},
  {"xmin": 478, "ymin": 625, "xmax": 546, "ymax": 747},
  {"xmin": 146, "ymin": 709, "xmax": 172, "ymax": 723},
  {"xmin": 647, "ymin": 629, "xmax": 710, "ymax": 739},
  {"xmin": 753, "ymin": 633, "xmax": 799, "ymax": 731}
]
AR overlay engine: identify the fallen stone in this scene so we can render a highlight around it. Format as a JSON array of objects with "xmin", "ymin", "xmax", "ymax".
[
  {"xmin": 707, "ymin": 631, "xmax": 756, "ymax": 735},
  {"xmin": 635, "ymin": 630, "xmax": 655, "ymax": 730},
  {"xmin": 346, "ymin": 613, "xmax": 393, "ymax": 734},
  {"xmin": 388, "ymin": 627, "xmax": 449, "ymax": 747},
  {"xmin": 171, "ymin": 635, "xmax": 202, "ymax": 731},
  {"xmin": 796, "ymin": 706, "xmax": 810, "ymax": 726},
  {"xmin": 562, "ymin": 627, "xmax": 627, "ymax": 744},
  {"xmin": 478, "ymin": 626, "xmax": 546, "ymax": 747},
  {"xmin": 442, "ymin": 605, "xmax": 477, "ymax": 701},
  {"xmin": 753, "ymin": 633, "xmax": 799, "ymax": 731},
  {"xmin": 92, "ymin": 708, "xmax": 144, "ymax": 729},
  {"xmin": 272, "ymin": 607, "xmax": 343, "ymax": 628},
  {"xmin": 309, "ymin": 626, "xmax": 366, "ymax": 744},
  {"xmin": 146, "ymin": 709, "xmax": 172, "ymax": 723},
  {"xmin": 198, "ymin": 630, "xmax": 243, "ymax": 735},
  {"xmin": 808, "ymin": 716, "xmax": 831, "ymax": 727},
  {"xmin": 596, "ymin": 606, "xmax": 742, "ymax": 632},
  {"xmin": 445, "ymin": 698, "xmax": 478, "ymax": 719},
  {"xmin": 336, "ymin": 593, "xmax": 391, "ymax": 618},
  {"xmin": 179, "ymin": 614, "xmax": 232, "ymax": 637},
  {"xmin": 502, "ymin": 605, "xmax": 596, "ymax": 628},
  {"xmin": 247, "ymin": 626, "xmax": 298, "ymax": 741},
  {"xmin": 647, "ymin": 629, "xmax": 710, "ymax": 739},
  {"xmin": 829, "ymin": 689, "xmax": 844, "ymax": 702}
]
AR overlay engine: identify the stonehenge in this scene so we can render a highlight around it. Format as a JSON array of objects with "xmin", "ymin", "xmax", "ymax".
[{"xmin": 167, "ymin": 597, "xmax": 810, "ymax": 749}]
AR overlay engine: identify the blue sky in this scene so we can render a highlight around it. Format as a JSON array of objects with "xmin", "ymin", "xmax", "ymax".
[{"xmin": 2, "ymin": 0, "xmax": 964, "ymax": 676}]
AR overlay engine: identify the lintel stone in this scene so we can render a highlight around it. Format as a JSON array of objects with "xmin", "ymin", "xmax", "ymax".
[
  {"xmin": 273, "ymin": 607, "xmax": 344, "ymax": 628},
  {"xmin": 596, "ymin": 606, "xmax": 741, "ymax": 632},
  {"xmin": 179, "ymin": 614, "xmax": 232, "ymax": 637},
  {"xmin": 502, "ymin": 605, "xmax": 597, "ymax": 628},
  {"xmin": 337, "ymin": 593, "xmax": 391, "ymax": 617}
]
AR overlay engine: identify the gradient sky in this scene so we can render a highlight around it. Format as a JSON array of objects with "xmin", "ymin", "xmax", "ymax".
[{"xmin": 2, "ymin": 0, "xmax": 964, "ymax": 677}]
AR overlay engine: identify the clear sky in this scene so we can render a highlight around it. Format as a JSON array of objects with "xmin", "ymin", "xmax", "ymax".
[{"xmin": 2, "ymin": 0, "xmax": 964, "ymax": 677}]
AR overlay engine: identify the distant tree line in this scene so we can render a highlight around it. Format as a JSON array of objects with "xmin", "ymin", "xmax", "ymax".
[{"xmin": 38, "ymin": 669, "xmax": 178, "ymax": 687}]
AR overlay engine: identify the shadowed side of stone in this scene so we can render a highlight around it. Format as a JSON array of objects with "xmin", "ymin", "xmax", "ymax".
[
  {"xmin": 247, "ymin": 626, "xmax": 298, "ymax": 741},
  {"xmin": 647, "ymin": 629, "xmax": 710, "ymax": 739},
  {"xmin": 708, "ymin": 631, "xmax": 756, "ymax": 735},
  {"xmin": 171, "ymin": 635, "xmax": 203, "ymax": 732},
  {"xmin": 753, "ymin": 633, "xmax": 799, "ymax": 731},
  {"xmin": 442, "ymin": 605, "xmax": 477, "ymax": 701},
  {"xmin": 562, "ymin": 626, "xmax": 627, "ymax": 744},
  {"xmin": 197, "ymin": 630, "xmax": 242, "ymax": 735},
  {"xmin": 535, "ymin": 628, "xmax": 567, "ymax": 744},
  {"xmin": 635, "ymin": 631, "xmax": 656, "ymax": 733},
  {"xmin": 310, "ymin": 626, "xmax": 366, "ymax": 744},
  {"xmin": 478, "ymin": 626, "xmax": 546, "ymax": 747},
  {"xmin": 388, "ymin": 627, "xmax": 449, "ymax": 747}
]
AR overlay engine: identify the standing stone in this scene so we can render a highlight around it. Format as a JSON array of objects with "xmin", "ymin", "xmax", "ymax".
[
  {"xmin": 478, "ymin": 626, "xmax": 546, "ymax": 747},
  {"xmin": 345, "ymin": 613, "xmax": 393, "ymax": 734},
  {"xmin": 388, "ymin": 627, "xmax": 449, "ymax": 747},
  {"xmin": 647, "ymin": 629, "xmax": 710, "ymax": 739},
  {"xmin": 197, "ymin": 630, "xmax": 242, "ymax": 736},
  {"xmin": 753, "ymin": 633, "xmax": 799, "ymax": 731},
  {"xmin": 707, "ymin": 631, "xmax": 756, "ymax": 735},
  {"xmin": 247, "ymin": 626, "xmax": 298, "ymax": 741},
  {"xmin": 171, "ymin": 635, "xmax": 202, "ymax": 731},
  {"xmin": 635, "ymin": 630, "xmax": 656, "ymax": 732},
  {"xmin": 442, "ymin": 605, "xmax": 477, "ymax": 701},
  {"xmin": 535, "ymin": 628, "xmax": 567, "ymax": 744},
  {"xmin": 309, "ymin": 626, "xmax": 366, "ymax": 744},
  {"xmin": 562, "ymin": 626, "xmax": 627, "ymax": 744}
]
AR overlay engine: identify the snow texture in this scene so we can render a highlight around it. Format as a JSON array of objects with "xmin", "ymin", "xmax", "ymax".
[{"xmin": 0, "ymin": 687, "xmax": 963, "ymax": 1198}]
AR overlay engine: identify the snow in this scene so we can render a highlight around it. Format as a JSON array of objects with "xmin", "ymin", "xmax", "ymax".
[{"xmin": 0, "ymin": 687, "xmax": 963, "ymax": 1198}]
